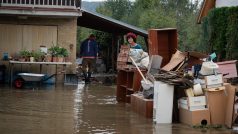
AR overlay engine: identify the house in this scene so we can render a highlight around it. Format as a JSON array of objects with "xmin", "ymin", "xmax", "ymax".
[
  {"xmin": 197, "ymin": 0, "xmax": 238, "ymax": 23},
  {"xmin": 0, "ymin": 0, "xmax": 148, "ymax": 83},
  {"xmin": 0, "ymin": 0, "xmax": 81, "ymax": 58}
]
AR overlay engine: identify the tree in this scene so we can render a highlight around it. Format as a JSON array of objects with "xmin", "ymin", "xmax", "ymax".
[
  {"xmin": 138, "ymin": 9, "xmax": 176, "ymax": 29},
  {"xmin": 96, "ymin": 0, "xmax": 132, "ymax": 20},
  {"xmin": 128, "ymin": 0, "xmax": 201, "ymax": 51},
  {"xmin": 95, "ymin": 0, "xmax": 134, "ymax": 71}
]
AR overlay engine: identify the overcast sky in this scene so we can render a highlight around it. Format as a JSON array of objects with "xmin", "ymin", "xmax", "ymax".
[
  {"xmin": 82, "ymin": 0, "xmax": 198, "ymax": 3},
  {"xmin": 82, "ymin": 0, "xmax": 106, "ymax": 1},
  {"xmin": 82, "ymin": 0, "xmax": 135, "ymax": 2}
]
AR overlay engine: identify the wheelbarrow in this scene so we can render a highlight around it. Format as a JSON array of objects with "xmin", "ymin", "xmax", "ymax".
[{"xmin": 14, "ymin": 73, "xmax": 46, "ymax": 88}]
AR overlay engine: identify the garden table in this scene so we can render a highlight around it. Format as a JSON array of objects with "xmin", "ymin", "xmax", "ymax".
[{"xmin": 9, "ymin": 60, "xmax": 72, "ymax": 86}]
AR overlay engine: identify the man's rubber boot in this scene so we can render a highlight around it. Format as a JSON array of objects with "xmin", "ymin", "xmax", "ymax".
[
  {"xmin": 87, "ymin": 72, "xmax": 91, "ymax": 83},
  {"xmin": 83, "ymin": 72, "xmax": 89, "ymax": 84}
]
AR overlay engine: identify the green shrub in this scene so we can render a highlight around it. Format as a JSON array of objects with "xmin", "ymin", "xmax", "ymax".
[
  {"xmin": 48, "ymin": 45, "xmax": 69, "ymax": 57},
  {"xmin": 19, "ymin": 50, "xmax": 31, "ymax": 58},
  {"xmin": 201, "ymin": 6, "xmax": 238, "ymax": 61}
]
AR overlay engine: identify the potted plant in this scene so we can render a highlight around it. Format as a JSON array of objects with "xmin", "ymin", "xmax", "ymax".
[
  {"xmin": 32, "ymin": 50, "xmax": 45, "ymax": 62},
  {"xmin": 58, "ymin": 47, "xmax": 69, "ymax": 62},
  {"xmin": 44, "ymin": 54, "xmax": 52, "ymax": 62},
  {"xmin": 48, "ymin": 45, "xmax": 61, "ymax": 62},
  {"xmin": 19, "ymin": 50, "xmax": 31, "ymax": 61},
  {"xmin": 48, "ymin": 45, "xmax": 69, "ymax": 62}
]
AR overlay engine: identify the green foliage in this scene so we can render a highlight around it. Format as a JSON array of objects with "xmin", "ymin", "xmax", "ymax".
[
  {"xmin": 208, "ymin": 8, "xmax": 228, "ymax": 60},
  {"xmin": 201, "ymin": 6, "xmax": 238, "ymax": 61},
  {"xmin": 32, "ymin": 50, "xmax": 45, "ymax": 61},
  {"xmin": 48, "ymin": 45, "xmax": 69, "ymax": 57},
  {"xmin": 192, "ymin": 124, "xmax": 223, "ymax": 129},
  {"xmin": 97, "ymin": 0, "xmax": 132, "ymax": 20},
  {"xmin": 126, "ymin": 0, "xmax": 201, "ymax": 51},
  {"xmin": 59, "ymin": 47, "xmax": 69, "ymax": 57},
  {"xmin": 78, "ymin": 0, "xmax": 202, "ymax": 58},
  {"xmin": 77, "ymin": 27, "xmax": 93, "ymax": 54},
  {"xmin": 48, "ymin": 45, "xmax": 61, "ymax": 57},
  {"xmin": 138, "ymin": 9, "xmax": 176, "ymax": 29},
  {"xmin": 226, "ymin": 7, "xmax": 238, "ymax": 60},
  {"xmin": 201, "ymin": 17, "xmax": 210, "ymax": 52},
  {"xmin": 19, "ymin": 50, "xmax": 32, "ymax": 57}
]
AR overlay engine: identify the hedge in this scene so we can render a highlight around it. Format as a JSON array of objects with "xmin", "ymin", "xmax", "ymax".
[{"xmin": 201, "ymin": 6, "xmax": 238, "ymax": 61}]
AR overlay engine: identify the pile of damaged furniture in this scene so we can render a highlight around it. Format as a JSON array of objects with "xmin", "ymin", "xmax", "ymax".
[{"xmin": 116, "ymin": 28, "xmax": 238, "ymax": 129}]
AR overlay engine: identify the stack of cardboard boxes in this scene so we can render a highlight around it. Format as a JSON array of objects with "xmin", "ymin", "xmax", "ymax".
[
  {"xmin": 178, "ymin": 90, "xmax": 210, "ymax": 125},
  {"xmin": 179, "ymin": 61, "xmax": 236, "ymax": 127},
  {"xmin": 117, "ymin": 45, "xmax": 130, "ymax": 70}
]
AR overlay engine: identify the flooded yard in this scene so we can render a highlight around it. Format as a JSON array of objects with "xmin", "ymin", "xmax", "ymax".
[{"xmin": 0, "ymin": 83, "xmax": 235, "ymax": 134}]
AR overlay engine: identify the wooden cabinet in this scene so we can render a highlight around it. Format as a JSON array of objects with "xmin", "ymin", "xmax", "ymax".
[
  {"xmin": 148, "ymin": 28, "xmax": 178, "ymax": 67},
  {"xmin": 131, "ymin": 94, "xmax": 153, "ymax": 118},
  {"xmin": 116, "ymin": 69, "xmax": 145, "ymax": 103}
]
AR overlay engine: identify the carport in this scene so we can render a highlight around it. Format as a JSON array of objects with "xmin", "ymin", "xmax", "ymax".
[
  {"xmin": 78, "ymin": 9, "xmax": 148, "ymax": 37},
  {"xmin": 77, "ymin": 9, "xmax": 148, "ymax": 71}
]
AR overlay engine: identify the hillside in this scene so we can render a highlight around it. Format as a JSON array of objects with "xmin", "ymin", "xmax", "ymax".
[{"xmin": 81, "ymin": 1, "xmax": 104, "ymax": 12}]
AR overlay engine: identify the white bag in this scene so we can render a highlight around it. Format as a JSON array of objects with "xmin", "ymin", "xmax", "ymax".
[{"xmin": 200, "ymin": 61, "xmax": 219, "ymax": 75}]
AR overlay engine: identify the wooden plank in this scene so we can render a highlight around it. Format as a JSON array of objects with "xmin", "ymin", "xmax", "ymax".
[
  {"xmin": 0, "ymin": 24, "xmax": 23, "ymax": 73},
  {"xmin": 22, "ymin": 25, "xmax": 57, "ymax": 50},
  {"xmin": 148, "ymin": 30, "xmax": 158, "ymax": 56},
  {"xmin": 22, "ymin": 25, "xmax": 57, "ymax": 73},
  {"xmin": 162, "ymin": 50, "xmax": 185, "ymax": 71},
  {"xmin": 131, "ymin": 94, "xmax": 153, "ymax": 118},
  {"xmin": 127, "ymin": 71, "xmax": 134, "ymax": 88},
  {"xmin": 0, "ymin": 24, "xmax": 22, "ymax": 57},
  {"xmin": 132, "ymin": 70, "xmax": 145, "ymax": 92}
]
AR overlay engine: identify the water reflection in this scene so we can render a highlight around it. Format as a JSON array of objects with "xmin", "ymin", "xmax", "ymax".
[
  {"xmin": 0, "ymin": 84, "xmax": 235, "ymax": 134},
  {"xmin": 72, "ymin": 83, "xmax": 154, "ymax": 134}
]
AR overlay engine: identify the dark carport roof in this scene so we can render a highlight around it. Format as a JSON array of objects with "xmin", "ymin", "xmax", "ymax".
[{"xmin": 77, "ymin": 9, "xmax": 148, "ymax": 38}]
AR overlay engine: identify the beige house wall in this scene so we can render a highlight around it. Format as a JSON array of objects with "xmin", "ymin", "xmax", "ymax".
[{"xmin": 0, "ymin": 16, "xmax": 77, "ymax": 83}]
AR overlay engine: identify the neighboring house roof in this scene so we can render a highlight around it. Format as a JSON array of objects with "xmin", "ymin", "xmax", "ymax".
[
  {"xmin": 197, "ymin": 0, "xmax": 216, "ymax": 24},
  {"xmin": 197, "ymin": 0, "xmax": 238, "ymax": 24},
  {"xmin": 77, "ymin": 9, "xmax": 148, "ymax": 38}
]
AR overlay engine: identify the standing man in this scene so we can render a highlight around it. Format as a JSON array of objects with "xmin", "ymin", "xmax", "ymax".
[{"xmin": 79, "ymin": 34, "xmax": 98, "ymax": 84}]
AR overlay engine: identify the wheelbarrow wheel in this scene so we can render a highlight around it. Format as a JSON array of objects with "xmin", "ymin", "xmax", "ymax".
[{"xmin": 14, "ymin": 78, "xmax": 24, "ymax": 89}]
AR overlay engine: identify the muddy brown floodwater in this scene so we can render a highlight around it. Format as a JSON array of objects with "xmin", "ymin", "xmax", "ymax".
[{"xmin": 0, "ymin": 83, "xmax": 235, "ymax": 134}]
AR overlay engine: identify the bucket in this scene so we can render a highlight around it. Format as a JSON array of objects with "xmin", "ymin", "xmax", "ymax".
[
  {"xmin": 141, "ymin": 80, "xmax": 154, "ymax": 99},
  {"xmin": 141, "ymin": 80, "xmax": 153, "ymax": 90}
]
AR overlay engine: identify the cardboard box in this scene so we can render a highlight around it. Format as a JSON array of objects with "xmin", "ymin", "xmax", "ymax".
[
  {"xmin": 178, "ymin": 103, "xmax": 206, "ymax": 111},
  {"xmin": 179, "ymin": 108, "xmax": 210, "ymax": 125},
  {"xmin": 205, "ymin": 86, "xmax": 226, "ymax": 125},
  {"xmin": 224, "ymin": 83, "xmax": 236, "ymax": 128},
  {"xmin": 184, "ymin": 88, "xmax": 194, "ymax": 97},
  {"xmin": 117, "ymin": 61, "xmax": 128, "ymax": 70},
  {"xmin": 117, "ymin": 53, "xmax": 128, "ymax": 62},
  {"xmin": 178, "ymin": 96, "xmax": 206, "ymax": 111},
  {"xmin": 205, "ymin": 74, "xmax": 223, "ymax": 88},
  {"xmin": 205, "ymin": 83, "xmax": 236, "ymax": 127},
  {"xmin": 179, "ymin": 96, "xmax": 206, "ymax": 107},
  {"xmin": 120, "ymin": 45, "xmax": 130, "ymax": 49}
]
